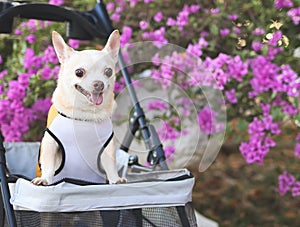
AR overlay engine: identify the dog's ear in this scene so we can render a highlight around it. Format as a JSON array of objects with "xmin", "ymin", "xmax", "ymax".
[
  {"xmin": 52, "ymin": 31, "xmax": 74, "ymax": 63},
  {"xmin": 104, "ymin": 30, "xmax": 120, "ymax": 63}
]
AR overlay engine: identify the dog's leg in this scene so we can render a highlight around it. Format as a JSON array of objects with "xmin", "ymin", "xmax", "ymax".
[
  {"xmin": 31, "ymin": 132, "xmax": 58, "ymax": 185},
  {"xmin": 101, "ymin": 139, "xmax": 126, "ymax": 184}
]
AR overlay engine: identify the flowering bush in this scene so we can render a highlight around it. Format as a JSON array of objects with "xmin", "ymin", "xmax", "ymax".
[{"xmin": 0, "ymin": 0, "xmax": 299, "ymax": 196}]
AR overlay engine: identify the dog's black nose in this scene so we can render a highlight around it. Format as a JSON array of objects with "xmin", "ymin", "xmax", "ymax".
[{"xmin": 92, "ymin": 80, "xmax": 104, "ymax": 92}]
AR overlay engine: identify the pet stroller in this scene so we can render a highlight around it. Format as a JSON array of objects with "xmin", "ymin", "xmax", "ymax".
[{"xmin": 0, "ymin": 1, "xmax": 197, "ymax": 226}]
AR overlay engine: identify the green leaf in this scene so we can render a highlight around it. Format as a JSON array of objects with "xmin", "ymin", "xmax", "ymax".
[
  {"xmin": 234, "ymin": 134, "xmax": 242, "ymax": 143},
  {"xmin": 226, "ymin": 123, "xmax": 233, "ymax": 134},
  {"xmin": 210, "ymin": 24, "xmax": 219, "ymax": 36},
  {"xmin": 271, "ymin": 107, "xmax": 285, "ymax": 121},
  {"xmin": 237, "ymin": 118, "xmax": 249, "ymax": 132},
  {"xmin": 271, "ymin": 92, "xmax": 278, "ymax": 100},
  {"xmin": 294, "ymin": 114, "xmax": 300, "ymax": 123},
  {"xmin": 294, "ymin": 97, "xmax": 299, "ymax": 108}
]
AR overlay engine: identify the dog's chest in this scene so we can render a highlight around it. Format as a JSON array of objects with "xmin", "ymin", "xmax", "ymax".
[
  {"xmin": 48, "ymin": 114, "xmax": 113, "ymax": 183},
  {"xmin": 50, "ymin": 114, "xmax": 112, "ymax": 146}
]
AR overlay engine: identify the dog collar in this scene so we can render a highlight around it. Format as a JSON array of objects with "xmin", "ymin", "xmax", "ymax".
[{"xmin": 58, "ymin": 111, "xmax": 92, "ymax": 122}]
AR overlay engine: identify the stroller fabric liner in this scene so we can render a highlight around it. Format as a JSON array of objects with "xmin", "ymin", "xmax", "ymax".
[
  {"xmin": 7, "ymin": 169, "xmax": 197, "ymax": 227},
  {"xmin": 4, "ymin": 142, "xmax": 197, "ymax": 226},
  {"xmin": 4, "ymin": 142, "xmax": 40, "ymax": 180},
  {"xmin": 10, "ymin": 169, "xmax": 194, "ymax": 212}
]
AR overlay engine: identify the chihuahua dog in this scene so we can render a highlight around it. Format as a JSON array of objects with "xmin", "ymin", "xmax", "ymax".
[{"xmin": 31, "ymin": 30, "xmax": 126, "ymax": 185}]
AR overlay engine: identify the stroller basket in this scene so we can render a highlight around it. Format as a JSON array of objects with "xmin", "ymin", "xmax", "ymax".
[
  {"xmin": 7, "ymin": 169, "xmax": 196, "ymax": 227},
  {"xmin": 2, "ymin": 143, "xmax": 197, "ymax": 226}
]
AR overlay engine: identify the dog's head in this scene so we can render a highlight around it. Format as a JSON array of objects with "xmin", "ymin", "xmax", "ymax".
[{"xmin": 51, "ymin": 30, "xmax": 120, "ymax": 121}]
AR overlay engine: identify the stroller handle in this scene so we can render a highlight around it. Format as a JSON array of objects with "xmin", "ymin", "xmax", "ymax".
[{"xmin": 0, "ymin": 1, "xmax": 112, "ymax": 40}]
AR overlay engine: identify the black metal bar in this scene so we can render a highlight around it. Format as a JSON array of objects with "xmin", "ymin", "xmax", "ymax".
[
  {"xmin": 0, "ymin": 187, "xmax": 5, "ymax": 227},
  {"xmin": 118, "ymin": 53, "xmax": 152, "ymax": 143},
  {"xmin": 176, "ymin": 206, "xmax": 191, "ymax": 227},
  {"xmin": 147, "ymin": 125, "xmax": 168, "ymax": 170},
  {"xmin": 91, "ymin": 0, "xmax": 114, "ymax": 36},
  {"xmin": 0, "ymin": 132, "xmax": 17, "ymax": 227},
  {"xmin": 120, "ymin": 112, "xmax": 140, "ymax": 152}
]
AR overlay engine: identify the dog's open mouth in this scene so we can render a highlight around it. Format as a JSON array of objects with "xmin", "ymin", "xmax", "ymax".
[{"xmin": 75, "ymin": 84, "xmax": 103, "ymax": 105}]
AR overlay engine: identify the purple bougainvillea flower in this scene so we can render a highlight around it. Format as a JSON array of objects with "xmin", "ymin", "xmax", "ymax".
[
  {"xmin": 248, "ymin": 117, "xmax": 265, "ymax": 136},
  {"xmin": 176, "ymin": 10, "xmax": 189, "ymax": 30},
  {"xmin": 197, "ymin": 106, "xmax": 223, "ymax": 135},
  {"xmin": 14, "ymin": 29, "xmax": 22, "ymax": 35},
  {"xmin": 264, "ymin": 137, "xmax": 276, "ymax": 148},
  {"xmin": 220, "ymin": 28, "xmax": 230, "ymax": 36},
  {"xmin": 251, "ymin": 41, "xmax": 264, "ymax": 52},
  {"xmin": 228, "ymin": 55, "xmax": 248, "ymax": 82},
  {"xmin": 292, "ymin": 181, "xmax": 300, "ymax": 197},
  {"xmin": 106, "ymin": 2, "xmax": 115, "ymax": 11},
  {"xmin": 261, "ymin": 103, "xmax": 271, "ymax": 116},
  {"xmin": 18, "ymin": 73, "xmax": 31, "ymax": 88},
  {"xmin": 187, "ymin": 43, "xmax": 203, "ymax": 58},
  {"xmin": 158, "ymin": 122, "xmax": 180, "ymax": 142},
  {"xmin": 274, "ymin": 0, "xmax": 294, "ymax": 9},
  {"xmin": 147, "ymin": 100, "xmax": 168, "ymax": 111},
  {"xmin": 240, "ymin": 136, "xmax": 269, "ymax": 164},
  {"xmin": 164, "ymin": 145, "xmax": 176, "ymax": 161},
  {"xmin": 233, "ymin": 27, "xmax": 241, "ymax": 35},
  {"xmin": 43, "ymin": 46, "xmax": 59, "ymax": 64},
  {"xmin": 154, "ymin": 12, "xmax": 163, "ymax": 22},
  {"xmin": 268, "ymin": 31, "xmax": 282, "ymax": 46},
  {"xmin": 209, "ymin": 8, "xmax": 220, "ymax": 14},
  {"xmin": 228, "ymin": 14, "xmax": 238, "ymax": 20},
  {"xmin": 32, "ymin": 98, "xmax": 52, "ymax": 120},
  {"xmin": 189, "ymin": 5, "xmax": 200, "ymax": 13},
  {"xmin": 139, "ymin": 20, "xmax": 148, "ymax": 30},
  {"xmin": 23, "ymin": 48, "xmax": 35, "ymax": 70},
  {"xmin": 26, "ymin": 19, "xmax": 37, "ymax": 33},
  {"xmin": 49, "ymin": 0, "xmax": 64, "ymax": 6},
  {"xmin": 276, "ymin": 171, "xmax": 296, "ymax": 195},
  {"xmin": 296, "ymin": 133, "xmax": 300, "ymax": 142},
  {"xmin": 68, "ymin": 39, "xmax": 80, "ymax": 49},
  {"xmin": 40, "ymin": 65, "xmax": 53, "ymax": 80},
  {"xmin": 120, "ymin": 26, "xmax": 132, "ymax": 47},
  {"xmin": 225, "ymin": 89, "xmax": 238, "ymax": 104},
  {"xmin": 287, "ymin": 7, "xmax": 300, "ymax": 25},
  {"xmin": 294, "ymin": 143, "xmax": 300, "ymax": 158},
  {"xmin": 0, "ymin": 69, "xmax": 8, "ymax": 79},
  {"xmin": 252, "ymin": 28, "xmax": 265, "ymax": 35},
  {"xmin": 128, "ymin": 0, "xmax": 141, "ymax": 7},
  {"xmin": 111, "ymin": 13, "xmax": 121, "ymax": 22},
  {"xmin": 25, "ymin": 34, "xmax": 36, "ymax": 44},
  {"xmin": 166, "ymin": 18, "xmax": 176, "ymax": 26}
]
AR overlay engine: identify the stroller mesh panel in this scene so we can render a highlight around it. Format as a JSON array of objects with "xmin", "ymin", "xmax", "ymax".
[
  {"xmin": 4, "ymin": 203, "xmax": 197, "ymax": 227},
  {"xmin": 142, "ymin": 207, "xmax": 182, "ymax": 227}
]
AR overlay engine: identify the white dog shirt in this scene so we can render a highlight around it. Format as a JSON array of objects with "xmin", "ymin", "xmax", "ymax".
[{"xmin": 45, "ymin": 113, "xmax": 113, "ymax": 184}]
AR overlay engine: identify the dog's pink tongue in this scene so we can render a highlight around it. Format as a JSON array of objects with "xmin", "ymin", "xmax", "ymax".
[{"xmin": 91, "ymin": 93, "xmax": 103, "ymax": 105}]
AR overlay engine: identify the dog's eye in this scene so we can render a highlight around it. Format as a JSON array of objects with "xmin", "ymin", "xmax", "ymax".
[
  {"xmin": 75, "ymin": 68, "xmax": 85, "ymax": 78},
  {"xmin": 104, "ymin": 68, "xmax": 113, "ymax": 78}
]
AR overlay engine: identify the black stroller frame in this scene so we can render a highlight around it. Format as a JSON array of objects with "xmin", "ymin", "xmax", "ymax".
[{"xmin": 0, "ymin": 1, "xmax": 196, "ymax": 226}]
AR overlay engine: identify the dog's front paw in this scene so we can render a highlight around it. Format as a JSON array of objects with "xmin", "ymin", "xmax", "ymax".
[
  {"xmin": 109, "ymin": 177, "xmax": 127, "ymax": 184},
  {"xmin": 31, "ymin": 177, "xmax": 49, "ymax": 186}
]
